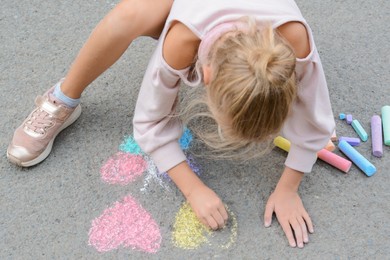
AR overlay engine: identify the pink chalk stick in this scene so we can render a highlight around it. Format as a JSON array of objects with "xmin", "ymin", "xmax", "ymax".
[
  {"xmin": 371, "ymin": 115, "xmax": 383, "ymax": 157},
  {"xmin": 317, "ymin": 149, "xmax": 352, "ymax": 173},
  {"xmin": 338, "ymin": 137, "xmax": 360, "ymax": 146}
]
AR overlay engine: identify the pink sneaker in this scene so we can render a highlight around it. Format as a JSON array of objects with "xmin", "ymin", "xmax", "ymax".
[{"xmin": 7, "ymin": 85, "xmax": 81, "ymax": 167}]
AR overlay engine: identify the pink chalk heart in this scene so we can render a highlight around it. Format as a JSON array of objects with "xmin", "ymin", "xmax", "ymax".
[
  {"xmin": 88, "ymin": 195, "xmax": 161, "ymax": 253},
  {"xmin": 100, "ymin": 152, "xmax": 147, "ymax": 185}
]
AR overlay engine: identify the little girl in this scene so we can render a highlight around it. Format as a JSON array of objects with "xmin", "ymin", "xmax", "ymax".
[{"xmin": 7, "ymin": 0, "xmax": 335, "ymax": 249}]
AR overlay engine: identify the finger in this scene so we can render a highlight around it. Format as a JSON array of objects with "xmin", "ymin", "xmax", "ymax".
[
  {"xmin": 212, "ymin": 210, "xmax": 226, "ymax": 229},
  {"xmin": 302, "ymin": 211, "xmax": 314, "ymax": 233},
  {"xmin": 218, "ymin": 205, "xmax": 229, "ymax": 224},
  {"xmin": 290, "ymin": 218, "xmax": 304, "ymax": 248},
  {"xmin": 205, "ymin": 215, "xmax": 219, "ymax": 230},
  {"xmin": 280, "ymin": 221, "xmax": 296, "ymax": 248},
  {"xmin": 198, "ymin": 216, "xmax": 210, "ymax": 228},
  {"xmin": 264, "ymin": 201, "xmax": 274, "ymax": 227},
  {"xmin": 297, "ymin": 217, "xmax": 309, "ymax": 244}
]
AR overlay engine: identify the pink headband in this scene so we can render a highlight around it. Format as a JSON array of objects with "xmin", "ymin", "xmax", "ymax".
[{"xmin": 198, "ymin": 21, "xmax": 248, "ymax": 65}]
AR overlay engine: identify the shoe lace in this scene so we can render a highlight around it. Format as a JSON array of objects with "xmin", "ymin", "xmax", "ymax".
[{"xmin": 25, "ymin": 108, "xmax": 55, "ymax": 135}]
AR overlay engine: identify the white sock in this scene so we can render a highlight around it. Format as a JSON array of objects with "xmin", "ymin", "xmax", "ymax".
[{"xmin": 52, "ymin": 82, "xmax": 80, "ymax": 108}]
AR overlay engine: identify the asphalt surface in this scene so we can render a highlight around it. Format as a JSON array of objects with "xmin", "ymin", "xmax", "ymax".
[{"xmin": 1, "ymin": 0, "xmax": 389, "ymax": 259}]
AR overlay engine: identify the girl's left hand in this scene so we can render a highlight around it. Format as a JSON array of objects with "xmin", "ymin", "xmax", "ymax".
[
  {"xmin": 264, "ymin": 188, "xmax": 314, "ymax": 248},
  {"xmin": 263, "ymin": 167, "xmax": 314, "ymax": 248}
]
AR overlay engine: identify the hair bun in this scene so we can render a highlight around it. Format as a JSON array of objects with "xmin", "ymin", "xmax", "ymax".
[
  {"xmin": 248, "ymin": 48, "xmax": 276, "ymax": 78},
  {"xmin": 248, "ymin": 26, "xmax": 295, "ymax": 87}
]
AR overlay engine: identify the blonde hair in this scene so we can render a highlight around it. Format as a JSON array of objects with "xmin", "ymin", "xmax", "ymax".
[{"xmin": 181, "ymin": 18, "xmax": 297, "ymax": 160}]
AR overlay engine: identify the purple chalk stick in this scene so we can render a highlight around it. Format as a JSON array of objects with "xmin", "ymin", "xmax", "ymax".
[
  {"xmin": 346, "ymin": 114, "xmax": 353, "ymax": 124},
  {"xmin": 371, "ymin": 115, "xmax": 383, "ymax": 157},
  {"xmin": 338, "ymin": 137, "xmax": 360, "ymax": 146}
]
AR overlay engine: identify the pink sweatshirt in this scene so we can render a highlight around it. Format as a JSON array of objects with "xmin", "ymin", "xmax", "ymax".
[{"xmin": 133, "ymin": 0, "xmax": 335, "ymax": 173}]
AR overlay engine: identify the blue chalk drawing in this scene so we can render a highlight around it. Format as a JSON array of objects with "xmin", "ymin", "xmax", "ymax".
[{"xmin": 120, "ymin": 127, "xmax": 193, "ymax": 154}]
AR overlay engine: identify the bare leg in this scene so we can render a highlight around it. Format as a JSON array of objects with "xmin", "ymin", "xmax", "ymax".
[{"xmin": 61, "ymin": 0, "xmax": 173, "ymax": 98}]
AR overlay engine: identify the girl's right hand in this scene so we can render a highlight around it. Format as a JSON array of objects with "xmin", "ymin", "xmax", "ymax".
[
  {"xmin": 167, "ymin": 161, "xmax": 228, "ymax": 230},
  {"xmin": 186, "ymin": 184, "xmax": 228, "ymax": 230}
]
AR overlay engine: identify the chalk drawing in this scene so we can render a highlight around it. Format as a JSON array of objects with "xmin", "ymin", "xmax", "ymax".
[
  {"xmin": 89, "ymin": 127, "xmax": 237, "ymax": 254},
  {"xmin": 100, "ymin": 152, "xmax": 146, "ymax": 185},
  {"xmin": 172, "ymin": 202, "xmax": 238, "ymax": 250},
  {"xmin": 88, "ymin": 195, "xmax": 161, "ymax": 253}
]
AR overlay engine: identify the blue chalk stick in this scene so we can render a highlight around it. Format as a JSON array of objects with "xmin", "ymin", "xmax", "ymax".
[
  {"xmin": 338, "ymin": 140, "xmax": 376, "ymax": 176},
  {"xmin": 351, "ymin": 119, "xmax": 368, "ymax": 142},
  {"xmin": 339, "ymin": 113, "xmax": 346, "ymax": 120}
]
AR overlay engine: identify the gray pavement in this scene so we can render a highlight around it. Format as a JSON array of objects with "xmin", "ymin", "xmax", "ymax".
[{"xmin": 1, "ymin": 0, "xmax": 389, "ymax": 259}]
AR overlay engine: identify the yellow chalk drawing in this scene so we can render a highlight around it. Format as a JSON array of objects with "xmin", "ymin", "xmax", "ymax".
[
  {"xmin": 172, "ymin": 202, "xmax": 211, "ymax": 249},
  {"xmin": 218, "ymin": 208, "xmax": 238, "ymax": 249},
  {"xmin": 172, "ymin": 202, "xmax": 238, "ymax": 250}
]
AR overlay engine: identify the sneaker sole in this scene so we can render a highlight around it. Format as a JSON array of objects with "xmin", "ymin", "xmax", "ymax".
[{"xmin": 7, "ymin": 105, "xmax": 82, "ymax": 167}]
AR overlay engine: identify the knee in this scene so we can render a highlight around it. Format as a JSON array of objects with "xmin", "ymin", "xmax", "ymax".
[{"xmin": 103, "ymin": 0, "xmax": 144, "ymax": 40}]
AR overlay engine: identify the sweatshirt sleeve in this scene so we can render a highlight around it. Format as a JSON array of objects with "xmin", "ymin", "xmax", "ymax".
[
  {"xmin": 133, "ymin": 44, "xmax": 189, "ymax": 173},
  {"xmin": 281, "ymin": 46, "xmax": 335, "ymax": 173}
]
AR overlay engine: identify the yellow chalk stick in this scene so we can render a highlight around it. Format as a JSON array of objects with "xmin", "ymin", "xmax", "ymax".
[{"xmin": 273, "ymin": 136, "xmax": 291, "ymax": 152}]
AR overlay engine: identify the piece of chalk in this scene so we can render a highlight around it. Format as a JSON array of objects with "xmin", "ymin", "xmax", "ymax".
[
  {"xmin": 346, "ymin": 114, "xmax": 353, "ymax": 124},
  {"xmin": 382, "ymin": 105, "xmax": 390, "ymax": 146},
  {"xmin": 331, "ymin": 130, "xmax": 337, "ymax": 142},
  {"xmin": 351, "ymin": 119, "xmax": 368, "ymax": 142},
  {"xmin": 274, "ymin": 136, "xmax": 352, "ymax": 173},
  {"xmin": 325, "ymin": 140, "xmax": 336, "ymax": 151},
  {"xmin": 317, "ymin": 149, "xmax": 351, "ymax": 173},
  {"xmin": 273, "ymin": 136, "xmax": 291, "ymax": 152},
  {"xmin": 339, "ymin": 113, "xmax": 346, "ymax": 120},
  {"xmin": 338, "ymin": 140, "xmax": 376, "ymax": 177},
  {"xmin": 371, "ymin": 115, "xmax": 383, "ymax": 157},
  {"xmin": 338, "ymin": 137, "xmax": 360, "ymax": 146}
]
